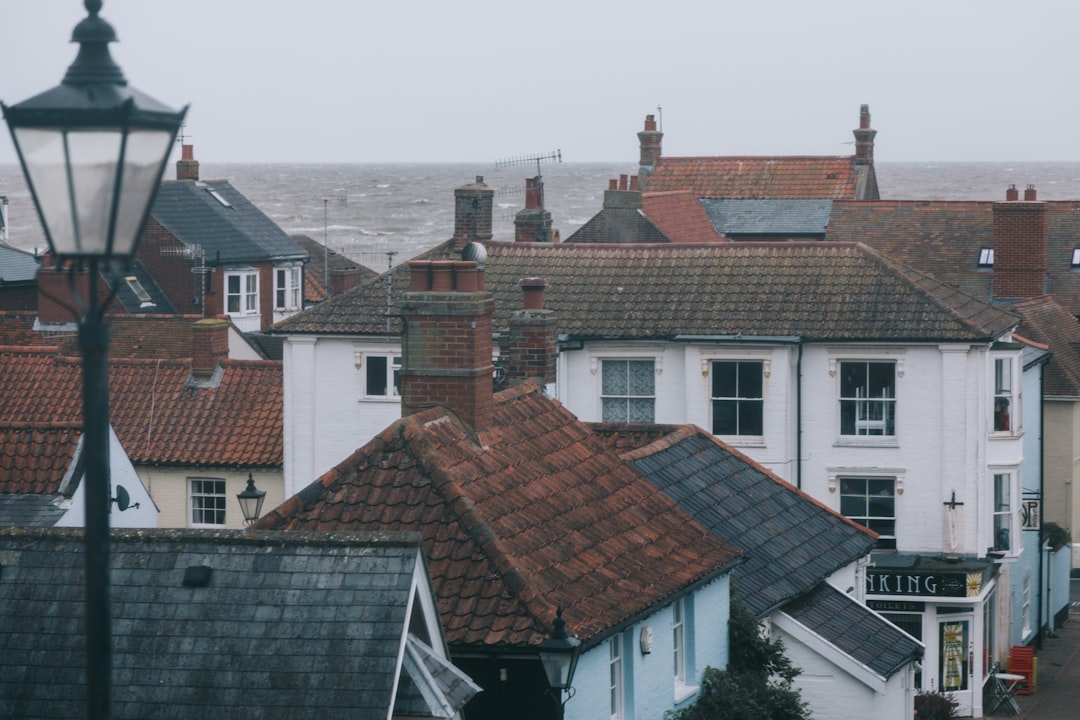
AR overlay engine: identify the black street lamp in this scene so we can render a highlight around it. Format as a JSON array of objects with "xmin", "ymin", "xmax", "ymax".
[
  {"xmin": 236, "ymin": 472, "xmax": 267, "ymax": 526},
  {"xmin": 539, "ymin": 608, "xmax": 582, "ymax": 719},
  {"xmin": 2, "ymin": 2, "xmax": 186, "ymax": 719}
]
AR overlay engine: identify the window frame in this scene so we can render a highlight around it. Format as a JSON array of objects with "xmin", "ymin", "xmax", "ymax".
[
  {"xmin": 610, "ymin": 632, "xmax": 624, "ymax": 720},
  {"xmin": 189, "ymin": 477, "xmax": 227, "ymax": 527},
  {"xmin": 225, "ymin": 269, "xmax": 260, "ymax": 317},
  {"xmin": 361, "ymin": 352, "xmax": 402, "ymax": 399},
  {"xmin": 978, "ymin": 247, "xmax": 994, "ymax": 267},
  {"xmin": 274, "ymin": 265, "xmax": 302, "ymax": 312},
  {"xmin": 600, "ymin": 358, "xmax": 656, "ymax": 423},
  {"xmin": 673, "ymin": 598, "xmax": 686, "ymax": 685},
  {"xmin": 838, "ymin": 475, "xmax": 897, "ymax": 550},
  {"xmin": 992, "ymin": 355, "xmax": 1021, "ymax": 435},
  {"xmin": 710, "ymin": 359, "xmax": 765, "ymax": 439},
  {"xmin": 836, "ymin": 359, "xmax": 897, "ymax": 442},
  {"xmin": 992, "ymin": 469, "xmax": 1018, "ymax": 556}
]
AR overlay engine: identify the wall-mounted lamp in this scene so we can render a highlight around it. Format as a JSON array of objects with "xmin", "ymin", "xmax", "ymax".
[{"xmin": 236, "ymin": 472, "xmax": 266, "ymax": 526}]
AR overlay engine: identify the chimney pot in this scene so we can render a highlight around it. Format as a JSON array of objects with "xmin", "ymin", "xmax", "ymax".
[
  {"xmin": 1006, "ymin": 184, "xmax": 1019, "ymax": 201},
  {"xmin": 1024, "ymin": 184, "xmax": 1037, "ymax": 201},
  {"xmin": 430, "ymin": 261, "xmax": 454, "ymax": 292},
  {"xmin": 519, "ymin": 277, "xmax": 549, "ymax": 310},
  {"xmin": 409, "ymin": 261, "xmax": 432, "ymax": 291},
  {"xmin": 455, "ymin": 261, "xmax": 479, "ymax": 293},
  {"xmin": 644, "ymin": 114, "xmax": 656, "ymax": 132},
  {"xmin": 619, "ymin": 174, "xmax": 628, "ymax": 191},
  {"xmin": 629, "ymin": 175, "xmax": 640, "ymax": 191},
  {"xmin": 609, "ymin": 178, "xmax": 618, "ymax": 191}
]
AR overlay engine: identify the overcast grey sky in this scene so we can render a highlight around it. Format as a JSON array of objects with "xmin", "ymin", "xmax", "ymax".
[{"xmin": 3, "ymin": 0, "xmax": 1079, "ymax": 165}]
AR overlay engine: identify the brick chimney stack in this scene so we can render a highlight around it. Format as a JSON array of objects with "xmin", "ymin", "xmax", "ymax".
[
  {"xmin": 993, "ymin": 185, "xmax": 1048, "ymax": 299},
  {"xmin": 400, "ymin": 260, "xmax": 495, "ymax": 429},
  {"xmin": 514, "ymin": 177, "xmax": 554, "ymax": 243},
  {"xmin": 176, "ymin": 144, "xmax": 199, "ymax": 182},
  {"xmin": 191, "ymin": 316, "xmax": 230, "ymax": 379},
  {"xmin": 503, "ymin": 277, "xmax": 558, "ymax": 389},
  {"xmin": 853, "ymin": 105, "xmax": 876, "ymax": 166},
  {"xmin": 603, "ymin": 174, "xmax": 643, "ymax": 210},
  {"xmin": 36, "ymin": 257, "xmax": 91, "ymax": 324},
  {"xmin": 638, "ymin": 114, "xmax": 663, "ymax": 190},
  {"xmin": 452, "ymin": 177, "xmax": 494, "ymax": 252}
]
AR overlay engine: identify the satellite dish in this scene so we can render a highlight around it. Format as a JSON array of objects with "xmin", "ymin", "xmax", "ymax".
[{"xmin": 112, "ymin": 485, "xmax": 140, "ymax": 512}]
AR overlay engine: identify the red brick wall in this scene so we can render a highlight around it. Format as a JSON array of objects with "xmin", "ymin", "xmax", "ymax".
[
  {"xmin": 191, "ymin": 317, "xmax": 229, "ymax": 378},
  {"xmin": 401, "ymin": 261, "xmax": 495, "ymax": 429},
  {"xmin": 505, "ymin": 310, "xmax": 557, "ymax": 385},
  {"xmin": 993, "ymin": 201, "xmax": 1048, "ymax": 299},
  {"xmin": 137, "ymin": 217, "xmax": 203, "ymax": 316}
]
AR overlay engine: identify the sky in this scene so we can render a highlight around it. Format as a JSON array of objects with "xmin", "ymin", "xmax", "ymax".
[{"xmin": 3, "ymin": 0, "xmax": 1080, "ymax": 165}]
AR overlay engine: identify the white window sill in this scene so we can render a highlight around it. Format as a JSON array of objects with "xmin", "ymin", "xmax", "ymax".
[
  {"xmin": 834, "ymin": 437, "xmax": 898, "ymax": 448},
  {"xmin": 360, "ymin": 396, "xmax": 401, "ymax": 403},
  {"xmin": 716, "ymin": 435, "xmax": 765, "ymax": 447},
  {"xmin": 989, "ymin": 431, "xmax": 1024, "ymax": 441},
  {"xmin": 674, "ymin": 681, "xmax": 699, "ymax": 704}
]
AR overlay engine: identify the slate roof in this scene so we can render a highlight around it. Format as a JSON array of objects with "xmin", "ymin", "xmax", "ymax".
[
  {"xmin": 622, "ymin": 426, "xmax": 875, "ymax": 617},
  {"xmin": 0, "ymin": 527, "xmax": 473, "ymax": 720},
  {"xmin": 825, "ymin": 200, "xmax": 1080, "ymax": 314},
  {"xmin": 0, "ymin": 244, "xmax": 38, "ymax": 284},
  {"xmin": 0, "ymin": 346, "xmax": 282, "ymax": 469},
  {"xmin": 255, "ymin": 382, "xmax": 743, "ymax": 648},
  {"xmin": 151, "ymin": 181, "xmax": 307, "ymax": 265},
  {"xmin": 1013, "ymin": 295, "xmax": 1080, "ymax": 397},
  {"xmin": 0, "ymin": 494, "xmax": 66, "ymax": 526},
  {"xmin": 291, "ymin": 234, "xmax": 376, "ymax": 304},
  {"xmin": 273, "ymin": 240, "xmax": 1019, "ymax": 343},
  {"xmin": 641, "ymin": 192, "xmax": 728, "ymax": 243},
  {"xmin": 111, "ymin": 261, "xmax": 177, "ymax": 314},
  {"xmin": 781, "ymin": 582, "xmax": 923, "ymax": 679},
  {"xmin": 645, "ymin": 156, "xmax": 872, "ymax": 200},
  {"xmin": 700, "ymin": 199, "xmax": 833, "ymax": 237},
  {"xmin": 563, "ymin": 206, "xmax": 672, "ymax": 244}
]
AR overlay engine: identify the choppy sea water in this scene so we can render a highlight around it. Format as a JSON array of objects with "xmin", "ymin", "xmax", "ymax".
[{"xmin": 5, "ymin": 160, "xmax": 1080, "ymax": 272}]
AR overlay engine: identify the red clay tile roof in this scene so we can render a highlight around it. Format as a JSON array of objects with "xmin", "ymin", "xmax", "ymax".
[
  {"xmin": 0, "ymin": 424, "xmax": 81, "ymax": 494},
  {"xmin": 0, "ymin": 346, "xmax": 282, "ymax": 472},
  {"xmin": 646, "ymin": 156, "xmax": 866, "ymax": 199},
  {"xmin": 275, "ymin": 240, "xmax": 1019, "ymax": 343},
  {"xmin": 255, "ymin": 383, "xmax": 742, "ymax": 648},
  {"xmin": 641, "ymin": 192, "xmax": 727, "ymax": 243},
  {"xmin": 0, "ymin": 311, "xmax": 208, "ymax": 360},
  {"xmin": 1012, "ymin": 296, "xmax": 1080, "ymax": 397}
]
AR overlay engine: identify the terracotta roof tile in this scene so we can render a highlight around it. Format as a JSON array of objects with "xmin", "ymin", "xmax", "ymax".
[
  {"xmin": 0, "ymin": 311, "xmax": 209, "ymax": 360},
  {"xmin": 255, "ymin": 383, "xmax": 742, "ymax": 648},
  {"xmin": 641, "ymin": 192, "xmax": 727, "ymax": 243},
  {"xmin": 275, "ymin": 241, "xmax": 1018, "ymax": 343},
  {"xmin": 646, "ymin": 156, "xmax": 866, "ymax": 199},
  {"xmin": 1013, "ymin": 296, "xmax": 1080, "ymax": 397}
]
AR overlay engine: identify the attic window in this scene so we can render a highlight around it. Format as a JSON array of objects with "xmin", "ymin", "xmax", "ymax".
[
  {"xmin": 125, "ymin": 276, "xmax": 154, "ymax": 307},
  {"xmin": 978, "ymin": 248, "xmax": 994, "ymax": 267},
  {"xmin": 1072, "ymin": 248, "xmax": 1080, "ymax": 267},
  {"xmin": 205, "ymin": 187, "xmax": 232, "ymax": 208}
]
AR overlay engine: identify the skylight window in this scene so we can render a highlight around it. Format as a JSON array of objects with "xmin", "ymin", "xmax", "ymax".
[
  {"xmin": 205, "ymin": 187, "xmax": 232, "ymax": 207},
  {"xmin": 1072, "ymin": 248, "xmax": 1080, "ymax": 268},
  {"xmin": 125, "ymin": 275, "xmax": 155, "ymax": 307},
  {"xmin": 978, "ymin": 247, "xmax": 994, "ymax": 267}
]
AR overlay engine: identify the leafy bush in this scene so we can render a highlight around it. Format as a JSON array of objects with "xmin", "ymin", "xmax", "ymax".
[
  {"xmin": 914, "ymin": 689, "xmax": 959, "ymax": 720},
  {"xmin": 667, "ymin": 598, "xmax": 810, "ymax": 720},
  {"xmin": 1042, "ymin": 521, "xmax": 1072, "ymax": 551}
]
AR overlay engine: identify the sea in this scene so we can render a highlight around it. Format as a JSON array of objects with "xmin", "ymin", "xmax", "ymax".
[{"xmin": 6, "ymin": 160, "xmax": 1080, "ymax": 273}]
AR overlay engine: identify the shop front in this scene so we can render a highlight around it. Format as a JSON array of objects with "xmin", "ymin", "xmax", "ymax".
[{"xmin": 866, "ymin": 557, "xmax": 1000, "ymax": 717}]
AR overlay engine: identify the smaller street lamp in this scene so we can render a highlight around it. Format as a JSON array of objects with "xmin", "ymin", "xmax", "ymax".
[
  {"xmin": 236, "ymin": 472, "xmax": 267, "ymax": 526},
  {"xmin": 539, "ymin": 607, "xmax": 581, "ymax": 718}
]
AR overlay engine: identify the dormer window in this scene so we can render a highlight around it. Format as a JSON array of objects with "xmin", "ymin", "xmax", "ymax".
[
  {"xmin": 125, "ymin": 275, "xmax": 154, "ymax": 308},
  {"xmin": 978, "ymin": 248, "xmax": 994, "ymax": 267}
]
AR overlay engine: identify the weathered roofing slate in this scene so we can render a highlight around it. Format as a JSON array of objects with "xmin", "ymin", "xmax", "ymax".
[
  {"xmin": 273, "ymin": 241, "xmax": 1019, "ymax": 343},
  {"xmin": 255, "ymin": 382, "xmax": 742, "ymax": 648},
  {"xmin": 781, "ymin": 582, "xmax": 923, "ymax": 679},
  {"xmin": 563, "ymin": 206, "xmax": 672, "ymax": 244},
  {"xmin": 0, "ymin": 493, "xmax": 66, "ymax": 526},
  {"xmin": 1013, "ymin": 295, "xmax": 1080, "ymax": 397},
  {"xmin": 151, "ymin": 181, "xmax": 307, "ymax": 265},
  {"xmin": 700, "ymin": 198, "xmax": 833, "ymax": 236},
  {"xmin": 645, "ymin": 156, "xmax": 870, "ymax": 199},
  {"xmin": 0, "ymin": 528, "xmax": 446, "ymax": 720},
  {"xmin": 622, "ymin": 426, "xmax": 875, "ymax": 617}
]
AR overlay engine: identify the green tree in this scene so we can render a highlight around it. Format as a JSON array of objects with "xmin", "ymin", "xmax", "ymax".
[{"xmin": 667, "ymin": 598, "xmax": 811, "ymax": 720}]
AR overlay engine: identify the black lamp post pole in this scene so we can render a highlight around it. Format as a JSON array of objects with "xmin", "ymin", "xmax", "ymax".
[{"xmin": 80, "ymin": 259, "xmax": 112, "ymax": 720}]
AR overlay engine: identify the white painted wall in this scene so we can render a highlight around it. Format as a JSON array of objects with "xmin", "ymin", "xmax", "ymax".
[
  {"xmin": 136, "ymin": 466, "xmax": 284, "ymax": 529},
  {"xmin": 55, "ymin": 427, "xmax": 158, "ymax": 528}
]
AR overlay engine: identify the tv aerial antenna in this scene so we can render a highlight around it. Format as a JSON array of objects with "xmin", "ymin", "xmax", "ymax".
[{"xmin": 494, "ymin": 149, "xmax": 562, "ymax": 213}]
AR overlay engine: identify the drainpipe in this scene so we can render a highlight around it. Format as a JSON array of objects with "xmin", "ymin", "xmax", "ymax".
[
  {"xmin": 797, "ymin": 340, "xmax": 804, "ymax": 490},
  {"xmin": 1037, "ymin": 365, "xmax": 1044, "ymax": 648}
]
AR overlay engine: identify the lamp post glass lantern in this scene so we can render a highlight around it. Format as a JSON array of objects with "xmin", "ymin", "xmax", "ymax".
[
  {"xmin": 539, "ymin": 608, "xmax": 582, "ymax": 702},
  {"xmin": 2, "ymin": 2, "xmax": 186, "ymax": 719},
  {"xmin": 237, "ymin": 473, "xmax": 267, "ymax": 525}
]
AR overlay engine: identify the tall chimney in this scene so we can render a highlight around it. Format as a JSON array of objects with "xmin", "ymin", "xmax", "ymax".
[
  {"xmin": 503, "ymin": 278, "xmax": 558, "ymax": 389},
  {"xmin": 993, "ymin": 185, "xmax": 1048, "ymax": 299},
  {"xmin": 638, "ymin": 114, "xmax": 663, "ymax": 190},
  {"xmin": 452, "ymin": 176, "xmax": 494, "ymax": 252},
  {"xmin": 176, "ymin": 144, "xmax": 199, "ymax": 182},
  {"xmin": 514, "ymin": 177, "xmax": 553, "ymax": 243},
  {"xmin": 191, "ymin": 317, "xmax": 230, "ymax": 379},
  {"xmin": 853, "ymin": 105, "xmax": 876, "ymax": 166},
  {"xmin": 603, "ymin": 175, "xmax": 643, "ymax": 211},
  {"xmin": 400, "ymin": 260, "xmax": 495, "ymax": 429}
]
